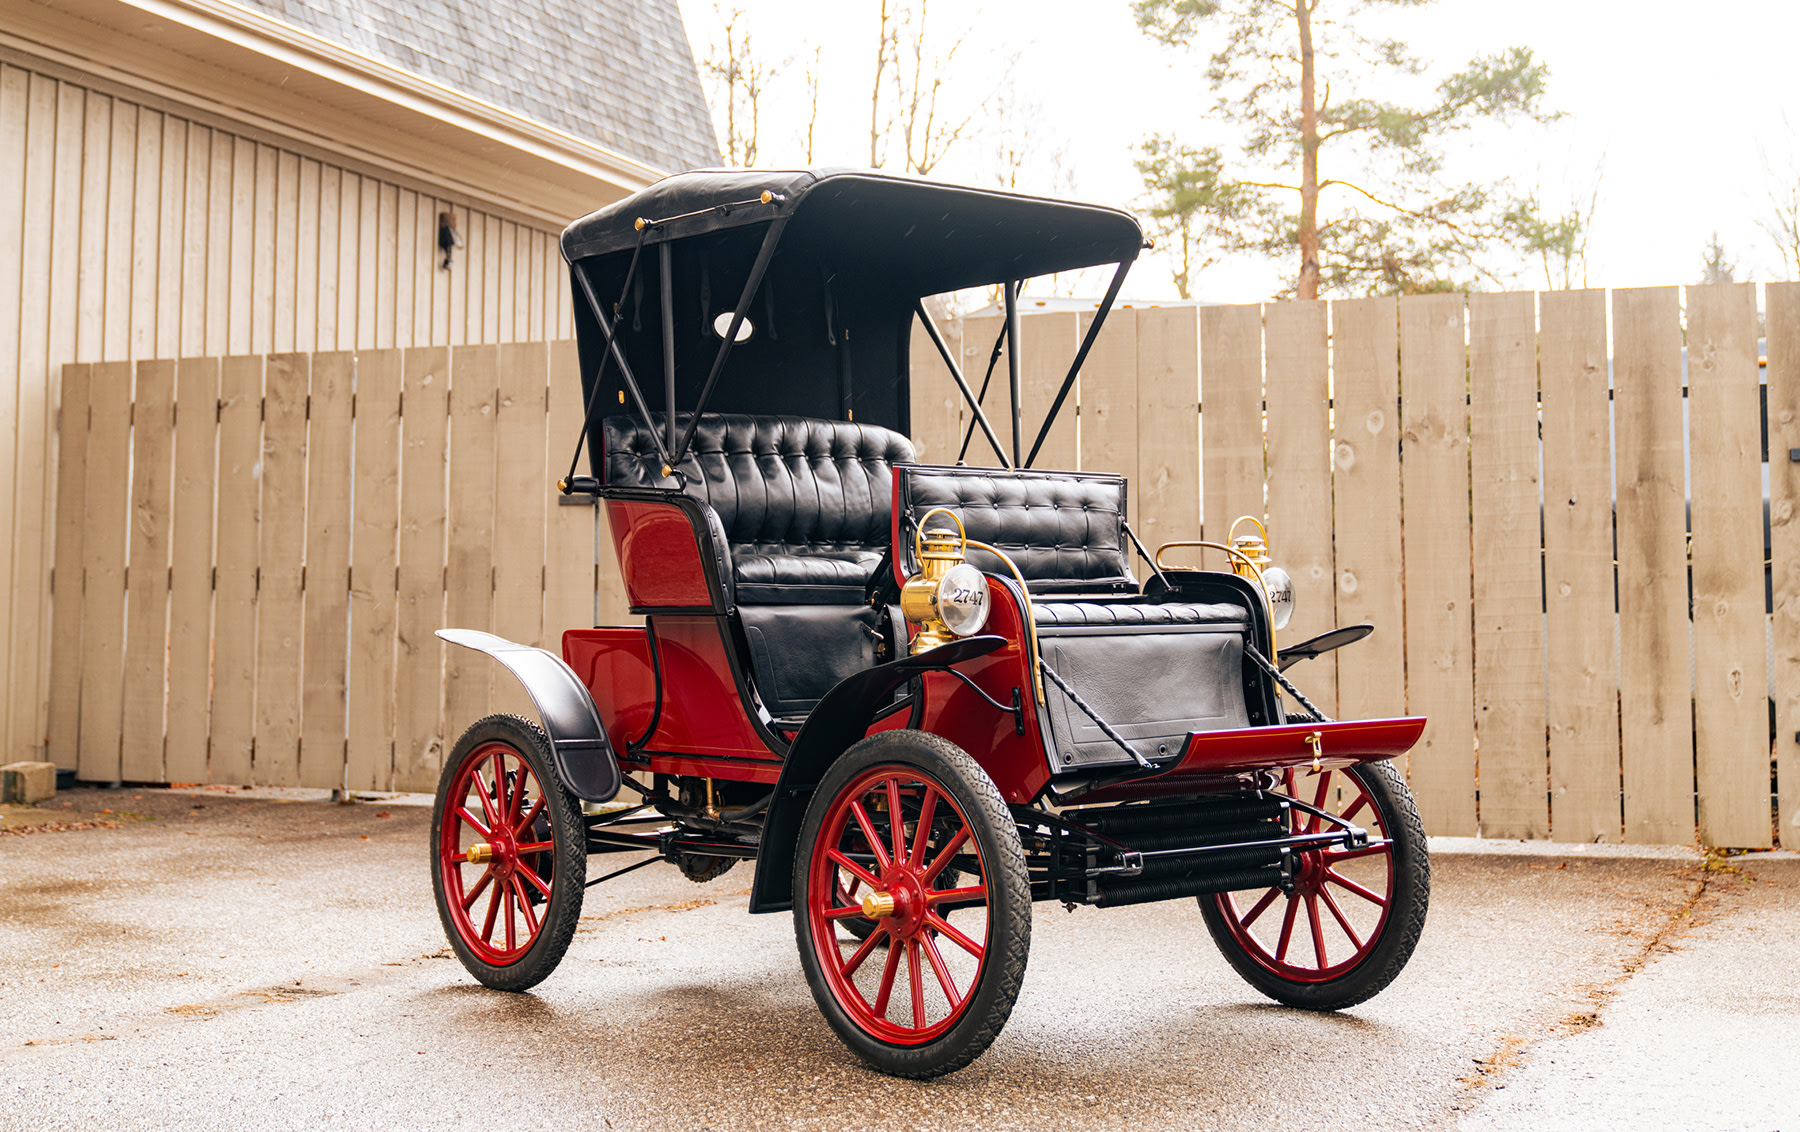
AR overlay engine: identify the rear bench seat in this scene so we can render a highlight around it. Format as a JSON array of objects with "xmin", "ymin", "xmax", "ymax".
[{"xmin": 603, "ymin": 413, "xmax": 914, "ymax": 605}]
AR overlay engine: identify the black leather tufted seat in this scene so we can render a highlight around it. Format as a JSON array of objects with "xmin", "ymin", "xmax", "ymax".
[{"xmin": 603, "ymin": 413, "xmax": 915, "ymax": 604}]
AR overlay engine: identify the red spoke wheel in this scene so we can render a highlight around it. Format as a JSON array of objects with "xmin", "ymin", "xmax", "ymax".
[
  {"xmin": 431, "ymin": 714, "xmax": 586, "ymax": 992},
  {"xmin": 1201, "ymin": 758, "xmax": 1428, "ymax": 1010},
  {"xmin": 794, "ymin": 731, "xmax": 1030, "ymax": 1078}
]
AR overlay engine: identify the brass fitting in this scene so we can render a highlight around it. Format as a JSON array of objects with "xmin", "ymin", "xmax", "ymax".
[
  {"xmin": 900, "ymin": 508, "xmax": 971, "ymax": 654},
  {"xmin": 465, "ymin": 843, "xmax": 494, "ymax": 865},
  {"xmin": 859, "ymin": 891, "xmax": 898, "ymax": 919}
]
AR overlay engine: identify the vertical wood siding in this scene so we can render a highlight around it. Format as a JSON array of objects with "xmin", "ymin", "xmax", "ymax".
[{"xmin": 1, "ymin": 58, "xmax": 573, "ymax": 768}]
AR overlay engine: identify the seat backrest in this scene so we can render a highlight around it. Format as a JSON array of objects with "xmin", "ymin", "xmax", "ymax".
[
  {"xmin": 895, "ymin": 465, "xmax": 1135, "ymax": 594},
  {"xmin": 601, "ymin": 413, "xmax": 915, "ymax": 552}
]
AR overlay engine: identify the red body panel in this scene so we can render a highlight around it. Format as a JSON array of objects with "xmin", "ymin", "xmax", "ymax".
[
  {"xmin": 1070, "ymin": 716, "xmax": 1427, "ymax": 804},
  {"xmin": 562, "ymin": 627, "xmax": 657, "ymax": 758},
  {"xmin": 910, "ymin": 583, "xmax": 1053, "ymax": 804},
  {"xmin": 606, "ymin": 499, "xmax": 712, "ymax": 608}
]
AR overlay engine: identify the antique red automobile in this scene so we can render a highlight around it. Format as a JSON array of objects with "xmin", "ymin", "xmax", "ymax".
[{"xmin": 427, "ymin": 169, "xmax": 1430, "ymax": 1078}]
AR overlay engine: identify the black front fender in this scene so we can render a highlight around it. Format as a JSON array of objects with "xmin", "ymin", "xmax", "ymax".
[
  {"xmin": 747, "ymin": 635, "xmax": 1005, "ymax": 914},
  {"xmin": 436, "ymin": 629, "xmax": 621, "ymax": 803}
]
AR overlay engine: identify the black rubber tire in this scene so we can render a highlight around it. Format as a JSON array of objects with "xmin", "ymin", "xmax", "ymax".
[
  {"xmin": 793, "ymin": 730, "xmax": 1032, "ymax": 1078},
  {"xmin": 1200, "ymin": 758, "xmax": 1429, "ymax": 1010},
  {"xmin": 430, "ymin": 714, "xmax": 587, "ymax": 992}
]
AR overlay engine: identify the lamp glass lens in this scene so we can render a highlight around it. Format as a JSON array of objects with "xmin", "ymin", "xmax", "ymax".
[
  {"xmin": 1262, "ymin": 565, "xmax": 1295, "ymax": 631},
  {"xmin": 937, "ymin": 563, "xmax": 991, "ymax": 636}
]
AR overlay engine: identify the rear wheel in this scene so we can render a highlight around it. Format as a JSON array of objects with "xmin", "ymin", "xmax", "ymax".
[
  {"xmin": 1200, "ymin": 759, "xmax": 1428, "ymax": 1010},
  {"xmin": 431, "ymin": 715, "xmax": 586, "ymax": 991},
  {"xmin": 794, "ymin": 731, "xmax": 1031, "ymax": 1078}
]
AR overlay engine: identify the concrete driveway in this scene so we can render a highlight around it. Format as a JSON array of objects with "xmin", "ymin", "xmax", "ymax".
[{"xmin": 0, "ymin": 787, "xmax": 1792, "ymax": 1131}]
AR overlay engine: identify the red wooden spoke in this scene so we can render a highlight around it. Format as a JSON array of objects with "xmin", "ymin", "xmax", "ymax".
[
  {"xmin": 909, "ymin": 787, "xmax": 939, "ymax": 868},
  {"xmin": 850, "ymin": 801, "xmax": 892, "ymax": 870},
  {"xmin": 1238, "ymin": 886, "xmax": 1282, "ymax": 929},
  {"xmin": 823, "ymin": 904, "xmax": 868, "ymax": 921},
  {"xmin": 926, "ymin": 884, "xmax": 987, "ymax": 908},
  {"xmin": 886, "ymin": 778, "xmax": 907, "ymax": 866},
  {"xmin": 841, "ymin": 926, "xmax": 887, "ymax": 978},
  {"xmin": 457, "ymin": 806, "xmax": 490, "ymax": 838},
  {"xmin": 1340, "ymin": 791, "xmax": 1373, "ymax": 824},
  {"xmin": 826, "ymin": 849, "xmax": 883, "ymax": 891},
  {"xmin": 836, "ymin": 873, "xmax": 865, "ymax": 908},
  {"xmin": 490, "ymin": 751, "xmax": 511, "ymax": 825},
  {"xmin": 514, "ymin": 841, "xmax": 554, "ymax": 854},
  {"xmin": 1319, "ymin": 885, "xmax": 1363, "ymax": 950},
  {"xmin": 517, "ymin": 865, "xmax": 552, "ymax": 900},
  {"xmin": 1306, "ymin": 893, "xmax": 1328, "ymax": 968},
  {"xmin": 872, "ymin": 940, "xmax": 903, "ymax": 1016},
  {"xmin": 503, "ymin": 883, "xmax": 516, "ymax": 951},
  {"xmin": 1326, "ymin": 869, "xmax": 1389, "ymax": 907},
  {"xmin": 921, "ymin": 934, "xmax": 962, "ymax": 1008},
  {"xmin": 1274, "ymin": 893, "xmax": 1300, "ymax": 963},
  {"xmin": 515, "ymin": 795, "xmax": 546, "ymax": 837},
  {"xmin": 907, "ymin": 941, "xmax": 926, "ymax": 1029},
  {"xmin": 472, "ymin": 767, "xmax": 501, "ymax": 829},
  {"xmin": 922, "ymin": 827, "xmax": 970, "ymax": 884},
  {"xmin": 1309, "ymin": 771, "xmax": 1333, "ymax": 834},
  {"xmin": 461, "ymin": 868, "xmax": 494, "ymax": 911},
  {"xmin": 481, "ymin": 880, "xmax": 502, "ymax": 942},
  {"xmin": 925, "ymin": 912, "xmax": 983, "ymax": 960},
  {"xmin": 512, "ymin": 875, "xmax": 540, "ymax": 935}
]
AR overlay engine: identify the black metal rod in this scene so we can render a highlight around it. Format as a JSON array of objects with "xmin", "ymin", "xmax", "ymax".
[
  {"xmin": 563, "ymin": 242, "xmax": 649, "ymax": 486},
  {"xmin": 572, "ymin": 257, "xmax": 671, "ymax": 473},
  {"xmin": 957, "ymin": 309, "xmax": 1009, "ymax": 463},
  {"xmin": 1122, "ymin": 520, "xmax": 1169, "ymax": 589},
  {"xmin": 584, "ymin": 854, "xmax": 661, "ymax": 887},
  {"xmin": 659, "ymin": 241, "xmax": 677, "ymax": 457},
  {"xmin": 671, "ymin": 216, "xmax": 790, "ymax": 467},
  {"xmin": 1024, "ymin": 259, "xmax": 1134, "ymax": 468},
  {"xmin": 915, "ymin": 300, "xmax": 1011, "ymax": 468},
  {"xmin": 1004, "ymin": 279, "xmax": 1024, "ymax": 464}
]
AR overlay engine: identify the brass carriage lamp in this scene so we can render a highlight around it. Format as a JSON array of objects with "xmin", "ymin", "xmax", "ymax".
[
  {"xmin": 900, "ymin": 509, "xmax": 991, "ymax": 654},
  {"xmin": 1228, "ymin": 516, "xmax": 1295, "ymax": 632}
]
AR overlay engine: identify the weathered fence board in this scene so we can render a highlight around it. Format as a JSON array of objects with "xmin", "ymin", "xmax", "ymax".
[
  {"xmin": 46, "ymin": 362, "xmax": 89, "ymax": 770},
  {"xmin": 1612, "ymin": 287, "xmax": 1694, "ymax": 844},
  {"xmin": 1468, "ymin": 292, "xmax": 1548, "ymax": 839},
  {"xmin": 1019, "ymin": 311, "xmax": 1079, "ymax": 470},
  {"xmin": 211, "ymin": 356, "xmax": 262, "ymax": 784},
  {"xmin": 120, "ymin": 360, "xmax": 174, "ymax": 783},
  {"xmin": 1686, "ymin": 283, "xmax": 1771, "ymax": 847},
  {"xmin": 255, "ymin": 353, "xmax": 309, "ymax": 786},
  {"xmin": 545, "ymin": 339, "xmax": 597, "ymax": 635},
  {"xmin": 1199, "ymin": 303, "xmax": 1263, "ymax": 569},
  {"xmin": 443, "ymin": 344, "xmax": 497, "ymax": 740},
  {"xmin": 1770, "ymin": 282, "xmax": 1800, "ymax": 846},
  {"xmin": 960, "ymin": 312, "xmax": 1009, "ymax": 468},
  {"xmin": 1076, "ymin": 308, "xmax": 1138, "ymax": 525},
  {"xmin": 1134, "ymin": 307, "xmax": 1201, "ymax": 560},
  {"xmin": 299, "ymin": 351, "xmax": 354, "ymax": 790},
  {"xmin": 347, "ymin": 349, "xmax": 402, "ymax": 791},
  {"xmin": 77, "ymin": 361, "xmax": 131, "ymax": 782},
  {"xmin": 1330, "ymin": 298, "xmax": 1407, "ymax": 725},
  {"xmin": 166, "ymin": 356, "xmax": 218, "ymax": 783},
  {"xmin": 492, "ymin": 340, "xmax": 548, "ymax": 721},
  {"xmin": 1263, "ymin": 300, "xmax": 1336, "ymax": 714},
  {"xmin": 909, "ymin": 316, "xmax": 963, "ymax": 466},
  {"xmin": 1539, "ymin": 290, "xmax": 1620, "ymax": 842},
  {"xmin": 1399, "ymin": 293, "xmax": 1477, "ymax": 836},
  {"xmin": 394, "ymin": 346, "xmax": 449, "ymax": 792}
]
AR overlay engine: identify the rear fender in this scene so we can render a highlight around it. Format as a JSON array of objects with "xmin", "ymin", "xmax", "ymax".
[
  {"xmin": 437, "ymin": 629, "xmax": 621, "ymax": 803},
  {"xmin": 747, "ymin": 635, "xmax": 1005, "ymax": 914}
]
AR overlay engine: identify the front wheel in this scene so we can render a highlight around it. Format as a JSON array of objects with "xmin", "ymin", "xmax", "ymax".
[
  {"xmin": 1200, "ymin": 759, "xmax": 1429, "ymax": 1010},
  {"xmin": 430, "ymin": 714, "xmax": 587, "ymax": 992},
  {"xmin": 793, "ymin": 731, "xmax": 1031, "ymax": 1078}
]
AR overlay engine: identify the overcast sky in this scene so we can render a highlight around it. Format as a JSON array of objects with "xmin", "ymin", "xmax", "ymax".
[{"xmin": 675, "ymin": 0, "xmax": 1800, "ymax": 302}]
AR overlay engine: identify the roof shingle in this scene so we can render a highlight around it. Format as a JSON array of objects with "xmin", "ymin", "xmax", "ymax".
[{"xmin": 235, "ymin": 0, "xmax": 720, "ymax": 173}]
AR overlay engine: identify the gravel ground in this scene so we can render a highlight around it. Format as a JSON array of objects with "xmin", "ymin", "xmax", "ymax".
[{"xmin": 0, "ymin": 786, "xmax": 1789, "ymax": 1132}]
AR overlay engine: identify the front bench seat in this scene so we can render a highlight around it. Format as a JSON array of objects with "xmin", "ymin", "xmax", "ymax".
[{"xmin": 602, "ymin": 413, "xmax": 915, "ymax": 604}]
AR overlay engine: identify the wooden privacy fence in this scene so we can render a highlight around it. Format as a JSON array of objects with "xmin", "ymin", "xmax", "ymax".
[
  {"xmin": 913, "ymin": 285, "xmax": 1796, "ymax": 849},
  {"xmin": 49, "ymin": 341, "xmax": 625, "ymax": 795},
  {"xmin": 47, "ymin": 285, "xmax": 1800, "ymax": 846}
]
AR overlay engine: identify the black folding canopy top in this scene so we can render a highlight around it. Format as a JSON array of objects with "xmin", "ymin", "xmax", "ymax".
[{"xmin": 558, "ymin": 169, "xmax": 1144, "ymax": 482}]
